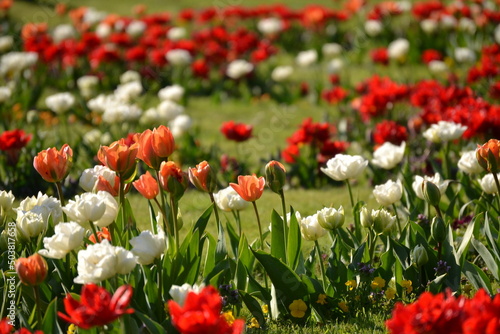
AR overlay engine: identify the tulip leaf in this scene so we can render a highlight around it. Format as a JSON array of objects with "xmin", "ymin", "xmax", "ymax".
[
  {"xmin": 134, "ymin": 311, "xmax": 168, "ymax": 334},
  {"xmin": 287, "ymin": 207, "xmax": 302, "ymax": 270},
  {"xmin": 240, "ymin": 290, "xmax": 266, "ymax": 327},
  {"xmin": 216, "ymin": 221, "xmax": 227, "ymax": 263},
  {"xmin": 471, "ymin": 238, "xmax": 500, "ymax": 280},
  {"xmin": 252, "ymin": 250, "xmax": 309, "ymax": 309},
  {"xmin": 226, "ymin": 220, "xmax": 240, "ymax": 258},
  {"xmin": 348, "ymin": 242, "xmax": 366, "ymax": 271},
  {"xmin": 238, "ymin": 234, "xmax": 255, "ymax": 271},
  {"xmin": 390, "ymin": 239, "xmax": 411, "ymax": 270},
  {"xmin": 41, "ymin": 298, "xmax": 63, "ymax": 334},
  {"xmin": 463, "ymin": 261, "xmax": 493, "ymax": 295},
  {"xmin": 456, "ymin": 216, "xmax": 475, "ymax": 263},
  {"xmin": 193, "ymin": 204, "xmax": 213, "ymax": 236},
  {"xmin": 483, "ymin": 214, "xmax": 500, "ymax": 260},
  {"xmin": 271, "ymin": 210, "xmax": 287, "ymax": 263}
]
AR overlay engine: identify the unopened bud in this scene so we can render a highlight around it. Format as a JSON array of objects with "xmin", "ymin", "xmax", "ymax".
[
  {"xmin": 412, "ymin": 244, "xmax": 429, "ymax": 267},
  {"xmin": 431, "ymin": 216, "xmax": 447, "ymax": 243},
  {"xmin": 265, "ymin": 160, "xmax": 286, "ymax": 194},
  {"xmin": 423, "ymin": 181, "xmax": 441, "ymax": 206}
]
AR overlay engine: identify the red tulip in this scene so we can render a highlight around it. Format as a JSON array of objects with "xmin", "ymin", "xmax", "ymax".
[
  {"xmin": 136, "ymin": 126, "xmax": 175, "ymax": 170},
  {"xmin": 58, "ymin": 284, "xmax": 134, "ymax": 329},
  {"xmin": 230, "ymin": 174, "xmax": 265, "ymax": 202},
  {"xmin": 133, "ymin": 171, "xmax": 159, "ymax": 199},
  {"xmin": 15, "ymin": 254, "xmax": 48, "ymax": 286},
  {"xmin": 98, "ymin": 138, "xmax": 138, "ymax": 182},
  {"xmin": 220, "ymin": 121, "xmax": 252, "ymax": 142},
  {"xmin": 168, "ymin": 285, "xmax": 245, "ymax": 334},
  {"xmin": 0, "ymin": 129, "xmax": 32, "ymax": 166},
  {"xmin": 33, "ymin": 144, "xmax": 73, "ymax": 183},
  {"xmin": 188, "ymin": 160, "xmax": 217, "ymax": 193}
]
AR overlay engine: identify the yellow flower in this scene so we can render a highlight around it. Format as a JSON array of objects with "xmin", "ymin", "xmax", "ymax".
[
  {"xmin": 67, "ymin": 324, "xmax": 76, "ymax": 334},
  {"xmin": 401, "ymin": 280, "xmax": 413, "ymax": 293},
  {"xmin": 345, "ymin": 279, "xmax": 357, "ymax": 291},
  {"xmin": 289, "ymin": 299, "xmax": 308, "ymax": 318},
  {"xmin": 338, "ymin": 301, "xmax": 349, "ymax": 312},
  {"xmin": 262, "ymin": 304, "xmax": 269, "ymax": 314},
  {"xmin": 371, "ymin": 276, "xmax": 386, "ymax": 290},
  {"xmin": 248, "ymin": 317, "xmax": 260, "ymax": 328},
  {"xmin": 316, "ymin": 294, "xmax": 327, "ymax": 305},
  {"xmin": 385, "ymin": 287, "xmax": 396, "ymax": 300},
  {"xmin": 222, "ymin": 311, "xmax": 235, "ymax": 326}
]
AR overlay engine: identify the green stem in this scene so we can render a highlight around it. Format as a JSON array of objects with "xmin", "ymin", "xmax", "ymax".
[
  {"xmin": 345, "ymin": 179, "xmax": 355, "ymax": 209},
  {"xmin": 434, "ymin": 205, "xmax": 443, "ymax": 219},
  {"xmin": 252, "ymin": 201, "xmax": 264, "ymax": 251},
  {"xmin": 492, "ymin": 172, "xmax": 500, "ymax": 202},
  {"xmin": 368, "ymin": 230, "xmax": 377, "ymax": 265},
  {"xmin": 314, "ymin": 240, "xmax": 327, "ymax": 291},
  {"xmin": 442, "ymin": 142, "xmax": 451, "ymax": 180},
  {"xmin": 170, "ymin": 195, "xmax": 179, "ymax": 252},
  {"xmin": 55, "ymin": 181, "xmax": 67, "ymax": 221},
  {"xmin": 153, "ymin": 197, "xmax": 168, "ymax": 234},
  {"xmin": 156, "ymin": 257, "xmax": 164, "ymax": 319},
  {"xmin": 392, "ymin": 203, "xmax": 402, "ymax": 236},
  {"xmin": 33, "ymin": 285, "xmax": 42, "ymax": 328},
  {"xmin": 155, "ymin": 171, "xmax": 171, "ymax": 236},
  {"xmin": 209, "ymin": 192, "xmax": 221, "ymax": 230},
  {"xmin": 88, "ymin": 221, "xmax": 99, "ymax": 244},
  {"xmin": 280, "ymin": 190, "xmax": 289, "ymax": 256}
]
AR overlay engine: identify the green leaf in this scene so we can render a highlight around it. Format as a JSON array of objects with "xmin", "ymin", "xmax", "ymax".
[
  {"xmin": 226, "ymin": 220, "xmax": 240, "ymax": 258},
  {"xmin": 463, "ymin": 261, "xmax": 493, "ymax": 295},
  {"xmin": 134, "ymin": 311, "xmax": 168, "ymax": 334},
  {"xmin": 193, "ymin": 204, "xmax": 213, "ymax": 236},
  {"xmin": 348, "ymin": 242, "xmax": 366, "ymax": 271},
  {"xmin": 390, "ymin": 239, "xmax": 411, "ymax": 270},
  {"xmin": 216, "ymin": 222, "xmax": 227, "ymax": 263},
  {"xmin": 456, "ymin": 216, "xmax": 475, "ymax": 263},
  {"xmin": 252, "ymin": 250, "xmax": 309, "ymax": 313},
  {"xmin": 202, "ymin": 233, "xmax": 217, "ymax": 277},
  {"xmin": 41, "ymin": 298, "xmax": 63, "ymax": 334},
  {"xmin": 287, "ymin": 207, "xmax": 302, "ymax": 271},
  {"xmin": 471, "ymin": 238, "xmax": 500, "ymax": 280},
  {"xmin": 240, "ymin": 291, "xmax": 266, "ymax": 328},
  {"xmin": 271, "ymin": 210, "xmax": 286, "ymax": 263}
]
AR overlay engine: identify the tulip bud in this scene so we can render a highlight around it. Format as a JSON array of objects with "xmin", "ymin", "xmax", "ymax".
[
  {"xmin": 265, "ymin": 160, "xmax": 286, "ymax": 194},
  {"xmin": 431, "ymin": 216, "xmax": 447, "ymax": 243},
  {"xmin": 373, "ymin": 209, "xmax": 396, "ymax": 235},
  {"xmin": 411, "ymin": 245, "xmax": 428, "ymax": 267},
  {"xmin": 476, "ymin": 139, "xmax": 500, "ymax": 173},
  {"xmin": 188, "ymin": 161, "xmax": 217, "ymax": 193},
  {"xmin": 15, "ymin": 254, "xmax": 48, "ymax": 286},
  {"xmin": 360, "ymin": 206, "xmax": 373, "ymax": 228},
  {"xmin": 317, "ymin": 206, "xmax": 344, "ymax": 230},
  {"xmin": 423, "ymin": 181, "xmax": 441, "ymax": 206}
]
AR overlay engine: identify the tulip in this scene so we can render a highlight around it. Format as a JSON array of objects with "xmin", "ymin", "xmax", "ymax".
[
  {"xmin": 230, "ymin": 174, "xmax": 265, "ymax": 202},
  {"xmin": 411, "ymin": 245, "xmax": 429, "ymax": 267},
  {"xmin": 412, "ymin": 174, "xmax": 450, "ymax": 200},
  {"xmin": 158, "ymin": 161, "xmax": 188, "ymax": 200},
  {"xmin": 16, "ymin": 210, "xmax": 45, "ymax": 240},
  {"xmin": 372, "ymin": 209, "xmax": 396, "ymax": 235},
  {"xmin": 300, "ymin": 214, "xmax": 327, "ymax": 241},
  {"xmin": 129, "ymin": 230, "xmax": 166, "ymax": 265},
  {"xmin": 33, "ymin": 144, "xmax": 73, "ymax": 183},
  {"xmin": 88, "ymin": 227, "xmax": 112, "ymax": 244},
  {"xmin": 133, "ymin": 171, "xmax": 159, "ymax": 199},
  {"xmin": 38, "ymin": 222, "xmax": 85, "ymax": 259},
  {"xmin": 213, "ymin": 186, "xmax": 249, "ymax": 212},
  {"xmin": 371, "ymin": 142, "xmax": 406, "ymax": 170},
  {"xmin": 321, "ymin": 154, "xmax": 368, "ymax": 181},
  {"xmin": 15, "ymin": 254, "xmax": 48, "ymax": 286},
  {"xmin": 188, "ymin": 160, "xmax": 217, "ymax": 193},
  {"xmin": 477, "ymin": 139, "xmax": 500, "ymax": 173},
  {"xmin": 136, "ymin": 126, "xmax": 175, "ymax": 170},
  {"xmin": 373, "ymin": 180, "xmax": 403, "ymax": 206},
  {"xmin": 97, "ymin": 139, "xmax": 138, "ymax": 182},
  {"xmin": 63, "ymin": 192, "xmax": 106, "ymax": 226},
  {"xmin": 0, "ymin": 190, "xmax": 14, "ymax": 215},
  {"xmin": 423, "ymin": 121, "xmax": 467, "ymax": 143},
  {"xmin": 169, "ymin": 283, "xmax": 205, "ymax": 306},
  {"xmin": 479, "ymin": 173, "xmax": 500, "ymax": 194},
  {"xmin": 265, "ymin": 160, "xmax": 286, "ymax": 194},
  {"xmin": 458, "ymin": 150, "xmax": 484, "ymax": 175},
  {"xmin": 316, "ymin": 206, "xmax": 344, "ymax": 230},
  {"xmin": 58, "ymin": 283, "xmax": 134, "ymax": 329}
]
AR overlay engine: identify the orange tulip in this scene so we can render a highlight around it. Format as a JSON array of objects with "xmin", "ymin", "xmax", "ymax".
[
  {"xmin": 230, "ymin": 174, "xmax": 265, "ymax": 202},
  {"xmin": 88, "ymin": 227, "xmax": 112, "ymax": 244},
  {"xmin": 15, "ymin": 254, "xmax": 48, "ymax": 286},
  {"xmin": 133, "ymin": 171, "xmax": 159, "ymax": 199},
  {"xmin": 33, "ymin": 144, "xmax": 73, "ymax": 183},
  {"xmin": 477, "ymin": 139, "xmax": 500, "ymax": 173},
  {"xmin": 98, "ymin": 138, "xmax": 138, "ymax": 182},
  {"xmin": 159, "ymin": 161, "xmax": 187, "ymax": 199},
  {"xmin": 136, "ymin": 126, "xmax": 175, "ymax": 170},
  {"xmin": 188, "ymin": 161, "xmax": 217, "ymax": 193}
]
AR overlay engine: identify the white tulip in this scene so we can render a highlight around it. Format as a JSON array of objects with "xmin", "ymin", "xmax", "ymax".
[
  {"xmin": 63, "ymin": 192, "xmax": 106, "ymax": 225},
  {"xmin": 365, "ymin": 20, "xmax": 383, "ymax": 37},
  {"xmin": 412, "ymin": 173, "xmax": 451, "ymax": 200},
  {"xmin": 296, "ymin": 50, "xmax": 317, "ymax": 67},
  {"xmin": 114, "ymin": 81, "xmax": 143, "ymax": 102},
  {"xmin": 327, "ymin": 58, "xmax": 344, "ymax": 74},
  {"xmin": 420, "ymin": 19, "xmax": 438, "ymax": 34},
  {"xmin": 157, "ymin": 100, "xmax": 184, "ymax": 121},
  {"xmin": 388, "ymin": 39, "xmax": 410, "ymax": 61},
  {"xmin": 126, "ymin": 20, "xmax": 146, "ymax": 38},
  {"xmin": 167, "ymin": 27, "xmax": 187, "ymax": 41},
  {"xmin": 372, "ymin": 208, "xmax": 396, "ymax": 234},
  {"xmin": 213, "ymin": 186, "xmax": 249, "ymax": 212},
  {"xmin": 454, "ymin": 47, "xmax": 476, "ymax": 63},
  {"xmin": 458, "ymin": 150, "xmax": 483, "ymax": 175},
  {"xmin": 300, "ymin": 214, "xmax": 327, "ymax": 241},
  {"xmin": 0, "ymin": 190, "xmax": 14, "ymax": 214},
  {"xmin": 0, "ymin": 86, "xmax": 11, "ymax": 103},
  {"xmin": 423, "ymin": 121, "xmax": 467, "ymax": 143},
  {"xmin": 165, "ymin": 49, "xmax": 192, "ymax": 66},
  {"xmin": 479, "ymin": 174, "xmax": 500, "ymax": 194},
  {"xmin": 169, "ymin": 114, "xmax": 192, "ymax": 138},
  {"xmin": 94, "ymin": 191, "xmax": 119, "ymax": 228},
  {"xmin": 322, "ymin": 43, "xmax": 342, "ymax": 58},
  {"xmin": 119, "ymin": 70, "xmax": 141, "ymax": 84},
  {"xmin": 372, "ymin": 142, "xmax": 406, "ymax": 170},
  {"xmin": 79, "ymin": 165, "xmax": 116, "ymax": 192},
  {"xmin": 321, "ymin": 154, "xmax": 368, "ymax": 181},
  {"xmin": 226, "ymin": 59, "xmax": 254, "ymax": 79},
  {"xmin": 77, "ymin": 76, "xmax": 99, "ymax": 99},
  {"xmin": 158, "ymin": 84, "xmax": 185, "ymax": 102},
  {"xmin": 373, "ymin": 180, "xmax": 403, "ymax": 206},
  {"xmin": 0, "ymin": 36, "xmax": 13, "ymax": 53},
  {"xmin": 45, "ymin": 92, "xmax": 75, "ymax": 114},
  {"xmin": 271, "ymin": 66, "xmax": 293, "ymax": 82},
  {"xmin": 16, "ymin": 210, "xmax": 45, "ymax": 239},
  {"xmin": 130, "ymin": 230, "xmax": 166, "ymax": 265},
  {"xmin": 257, "ymin": 17, "xmax": 283, "ymax": 35},
  {"xmin": 95, "ymin": 23, "xmax": 112, "ymax": 39},
  {"xmin": 316, "ymin": 206, "xmax": 344, "ymax": 230},
  {"xmin": 74, "ymin": 240, "xmax": 136, "ymax": 284},
  {"xmin": 17, "ymin": 192, "xmax": 62, "ymax": 224},
  {"xmin": 169, "ymin": 283, "xmax": 205, "ymax": 306},
  {"xmin": 428, "ymin": 60, "xmax": 448, "ymax": 74},
  {"xmin": 52, "ymin": 24, "xmax": 76, "ymax": 43},
  {"xmin": 38, "ymin": 222, "xmax": 85, "ymax": 259}
]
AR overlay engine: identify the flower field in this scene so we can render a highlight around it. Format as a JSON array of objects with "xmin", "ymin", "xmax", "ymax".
[{"xmin": 2, "ymin": 0, "xmax": 500, "ymax": 333}]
